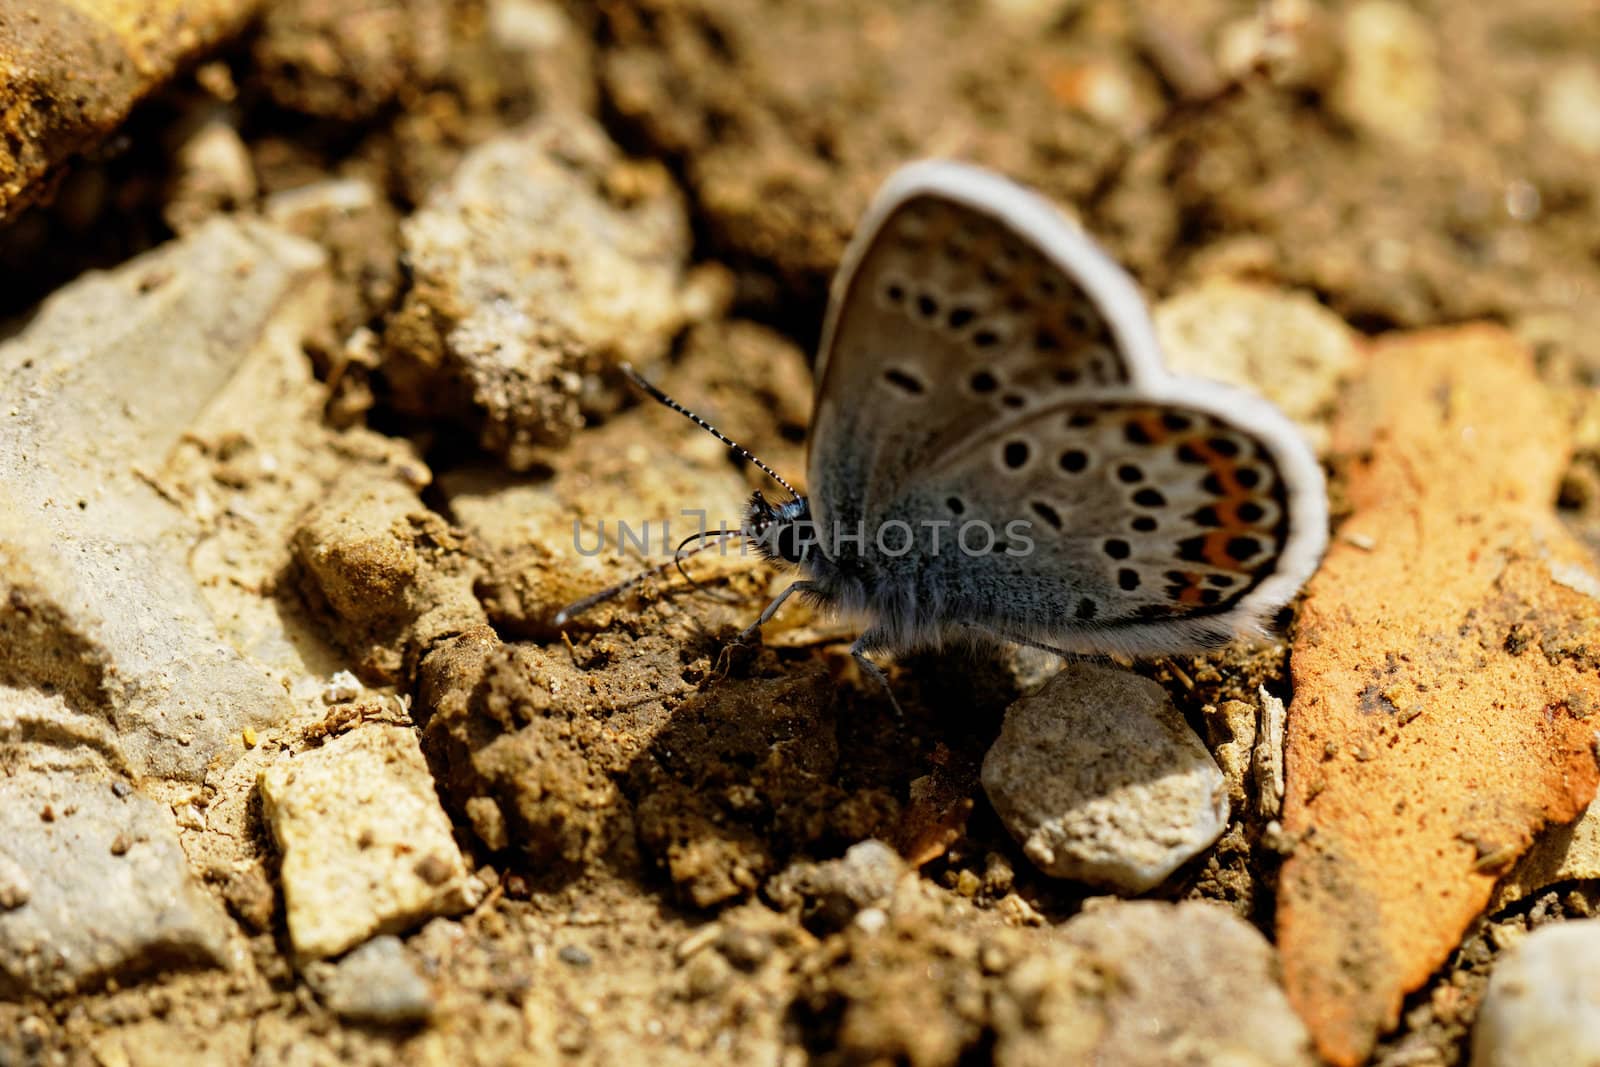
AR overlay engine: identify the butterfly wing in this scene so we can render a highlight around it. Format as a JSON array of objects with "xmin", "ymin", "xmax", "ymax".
[
  {"xmin": 874, "ymin": 385, "xmax": 1327, "ymax": 653},
  {"xmin": 806, "ymin": 160, "xmax": 1326, "ymax": 651},
  {"xmin": 809, "ymin": 162, "xmax": 1167, "ymax": 539}
]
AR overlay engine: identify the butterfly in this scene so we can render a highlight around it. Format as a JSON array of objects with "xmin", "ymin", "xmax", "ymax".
[{"xmin": 558, "ymin": 161, "xmax": 1328, "ymax": 707}]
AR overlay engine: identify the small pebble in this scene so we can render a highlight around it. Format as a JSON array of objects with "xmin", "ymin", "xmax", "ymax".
[
  {"xmin": 559, "ymin": 944, "xmax": 593, "ymax": 968},
  {"xmin": 319, "ymin": 936, "xmax": 434, "ymax": 1025},
  {"xmin": 321, "ymin": 670, "xmax": 363, "ymax": 704},
  {"xmin": 1473, "ymin": 920, "xmax": 1600, "ymax": 1067},
  {"xmin": 981, "ymin": 663, "xmax": 1229, "ymax": 893},
  {"xmin": 0, "ymin": 851, "xmax": 32, "ymax": 909}
]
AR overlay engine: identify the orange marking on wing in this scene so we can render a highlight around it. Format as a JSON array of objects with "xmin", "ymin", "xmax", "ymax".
[{"xmin": 1132, "ymin": 411, "xmax": 1171, "ymax": 445}]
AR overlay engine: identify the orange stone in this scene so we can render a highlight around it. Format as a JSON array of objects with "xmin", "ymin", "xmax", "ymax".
[{"xmin": 1277, "ymin": 324, "xmax": 1600, "ymax": 1066}]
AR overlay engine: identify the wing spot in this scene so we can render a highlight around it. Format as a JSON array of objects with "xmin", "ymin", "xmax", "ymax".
[
  {"xmin": 946, "ymin": 496, "xmax": 966, "ymax": 515},
  {"xmin": 1058, "ymin": 449, "xmax": 1089, "ymax": 473},
  {"xmin": 1002, "ymin": 440, "xmax": 1032, "ymax": 470},
  {"xmin": 1209, "ymin": 574, "xmax": 1236, "ymax": 588},
  {"xmin": 1053, "ymin": 367, "xmax": 1080, "ymax": 386},
  {"xmin": 1031, "ymin": 501, "xmax": 1063, "ymax": 529},
  {"xmin": 1131, "ymin": 515, "xmax": 1159, "ymax": 532},
  {"xmin": 1208, "ymin": 436, "xmax": 1242, "ymax": 457},
  {"xmin": 1124, "ymin": 421, "xmax": 1154, "ymax": 445},
  {"xmin": 1076, "ymin": 597, "xmax": 1098, "ymax": 620},
  {"xmin": 1236, "ymin": 467, "xmax": 1263, "ymax": 489},
  {"xmin": 1103, "ymin": 538, "xmax": 1131, "ymax": 560},
  {"xmin": 969, "ymin": 370, "xmax": 999, "ymax": 394},
  {"xmin": 916, "ymin": 293, "xmax": 940, "ymax": 320},
  {"xmin": 1116, "ymin": 464, "xmax": 1144, "ymax": 484},
  {"xmin": 1065, "ymin": 307, "xmax": 1098, "ymax": 335},
  {"xmin": 948, "ymin": 306, "xmax": 977, "ymax": 330},
  {"xmin": 884, "ymin": 281, "xmax": 906, "ymax": 304},
  {"xmin": 1118, "ymin": 568, "xmax": 1141, "ymax": 591},
  {"xmin": 1226, "ymin": 536, "xmax": 1263, "ymax": 562},
  {"xmin": 1238, "ymin": 501, "xmax": 1266, "ymax": 523},
  {"xmin": 1161, "ymin": 413, "xmax": 1193, "ymax": 433},
  {"xmin": 1035, "ymin": 329, "xmax": 1062, "ymax": 353},
  {"xmin": 973, "ymin": 328, "xmax": 1002, "ymax": 349},
  {"xmin": 1133, "ymin": 488, "xmax": 1167, "ymax": 508},
  {"xmin": 882, "ymin": 368, "xmax": 927, "ymax": 395},
  {"xmin": 1002, "ymin": 393, "xmax": 1026, "ymax": 409},
  {"xmin": 1066, "ymin": 412, "xmax": 1096, "ymax": 428},
  {"xmin": 1200, "ymin": 588, "xmax": 1224, "ymax": 606}
]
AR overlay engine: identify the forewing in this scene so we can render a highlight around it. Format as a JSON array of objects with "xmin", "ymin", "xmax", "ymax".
[{"xmin": 807, "ymin": 162, "xmax": 1165, "ymax": 536}]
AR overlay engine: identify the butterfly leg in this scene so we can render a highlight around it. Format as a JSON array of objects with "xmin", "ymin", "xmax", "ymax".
[
  {"xmin": 849, "ymin": 631, "xmax": 905, "ymax": 721},
  {"xmin": 737, "ymin": 580, "xmax": 817, "ymax": 644}
]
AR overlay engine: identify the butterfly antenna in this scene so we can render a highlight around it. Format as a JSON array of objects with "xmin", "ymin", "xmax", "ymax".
[
  {"xmin": 553, "ymin": 528, "xmax": 743, "ymax": 625},
  {"xmin": 620, "ymin": 363, "xmax": 801, "ymax": 502}
]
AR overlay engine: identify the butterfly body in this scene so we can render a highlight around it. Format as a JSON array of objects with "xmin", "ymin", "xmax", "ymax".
[{"xmin": 738, "ymin": 161, "xmax": 1326, "ymax": 673}]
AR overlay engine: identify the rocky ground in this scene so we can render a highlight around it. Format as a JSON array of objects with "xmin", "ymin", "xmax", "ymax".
[{"xmin": 2, "ymin": 1, "xmax": 1600, "ymax": 1065}]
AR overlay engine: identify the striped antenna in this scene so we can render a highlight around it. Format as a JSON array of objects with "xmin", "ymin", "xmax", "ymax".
[
  {"xmin": 552, "ymin": 528, "xmax": 742, "ymax": 625},
  {"xmin": 620, "ymin": 363, "xmax": 801, "ymax": 502}
]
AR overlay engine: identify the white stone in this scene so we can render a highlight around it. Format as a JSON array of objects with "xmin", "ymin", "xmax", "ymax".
[
  {"xmin": 1473, "ymin": 920, "xmax": 1600, "ymax": 1067},
  {"xmin": 1541, "ymin": 64, "xmax": 1600, "ymax": 157},
  {"xmin": 981, "ymin": 663, "xmax": 1228, "ymax": 893},
  {"xmin": 259, "ymin": 724, "xmax": 481, "ymax": 959},
  {"xmin": 1156, "ymin": 280, "xmax": 1356, "ymax": 454},
  {"xmin": 1331, "ymin": 0, "xmax": 1440, "ymax": 147},
  {"xmin": 993, "ymin": 900, "xmax": 1315, "ymax": 1067}
]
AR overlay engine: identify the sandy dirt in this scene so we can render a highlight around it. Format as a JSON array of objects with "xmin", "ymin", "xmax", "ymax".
[{"xmin": 2, "ymin": 1, "xmax": 1600, "ymax": 1065}]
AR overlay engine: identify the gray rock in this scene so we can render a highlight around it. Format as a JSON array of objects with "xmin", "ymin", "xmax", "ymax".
[
  {"xmin": 313, "ymin": 935, "xmax": 434, "ymax": 1025},
  {"xmin": 993, "ymin": 900, "xmax": 1314, "ymax": 1067},
  {"xmin": 767, "ymin": 839, "xmax": 907, "ymax": 931},
  {"xmin": 0, "ymin": 217, "xmax": 324, "ymax": 781},
  {"xmin": 1472, "ymin": 921, "xmax": 1600, "ymax": 1067},
  {"xmin": 981, "ymin": 664, "xmax": 1229, "ymax": 893},
  {"xmin": 0, "ymin": 772, "xmax": 234, "ymax": 997},
  {"xmin": 383, "ymin": 113, "xmax": 694, "ymax": 468},
  {"xmin": 259, "ymin": 724, "xmax": 482, "ymax": 960}
]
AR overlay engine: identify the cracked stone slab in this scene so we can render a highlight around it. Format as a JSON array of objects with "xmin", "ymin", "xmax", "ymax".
[
  {"xmin": 0, "ymin": 771, "xmax": 235, "ymax": 997},
  {"xmin": 0, "ymin": 217, "xmax": 325, "ymax": 781},
  {"xmin": 1276, "ymin": 324, "xmax": 1600, "ymax": 1066},
  {"xmin": 259, "ymin": 723, "xmax": 481, "ymax": 960}
]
